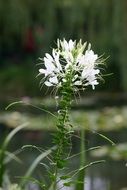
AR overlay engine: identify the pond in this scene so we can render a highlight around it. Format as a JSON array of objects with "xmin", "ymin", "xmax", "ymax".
[
  {"xmin": 1, "ymin": 102, "xmax": 127, "ymax": 190},
  {"xmin": 1, "ymin": 128, "xmax": 127, "ymax": 190}
]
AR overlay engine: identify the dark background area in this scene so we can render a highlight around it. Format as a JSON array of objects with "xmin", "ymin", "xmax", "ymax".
[{"xmin": 0, "ymin": 0, "xmax": 127, "ymax": 99}]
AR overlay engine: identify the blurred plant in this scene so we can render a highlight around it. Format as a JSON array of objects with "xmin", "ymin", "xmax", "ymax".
[
  {"xmin": 38, "ymin": 39, "xmax": 105, "ymax": 190},
  {"xmin": 0, "ymin": 184, "xmax": 22, "ymax": 190},
  {"xmin": 0, "ymin": 123, "xmax": 28, "ymax": 188},
  {"xmin": 20, "ymin": 145, "xmax": 57, "ymax": 189},
  {"xmin": 5, "ymin": 39, "xmax": 106, "ymax": 189}
]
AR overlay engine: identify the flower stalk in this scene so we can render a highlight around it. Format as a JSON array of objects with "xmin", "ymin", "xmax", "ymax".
[
  {"xmin": 38, "ymin": 39, "xmax": 105, "ymax": 189},
  {"xmin": 52, "ymin": 69, "xmax": 74, "ymax": 189},
  {"xmin": 55, "ymin": 77, "xmax": 73, "ymax": 167}
]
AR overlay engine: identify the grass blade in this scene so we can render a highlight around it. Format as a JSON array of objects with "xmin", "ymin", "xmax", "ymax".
[
  {"xmin": 2, "ymin": 122, "xmax": 29, "ymax": 150},
  {"xmin": 20, "ymin": 146, "xmax": 56, "ymax": 186},
  {"xmin": 0, "ymin": 122, "xmax": 28, "ymax": 186},
  {"xmin": 5, "ymin": 101, "xmax": 57, "ymax": 118}
]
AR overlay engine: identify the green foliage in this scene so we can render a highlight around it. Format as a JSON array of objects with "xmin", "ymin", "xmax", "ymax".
[
  {"xmin": 0, "ymin": 0, "xmax": 127, "ymax": 91},
  {"xmin": 0, "ymin": 184, "xmax": 22, "ymax": 190},
  {"xmin": 0, "ymin": 123, "xmax": 28, "ymax": 187},
  {"xmin": 75, "ymin": 129, "xmax": 85, "ymax": 190},
  {"xmin": 91, "ymin": 142, "xmax": 127, "ymax": 160},
  {"xmin": 0, "ymin": 64, "xmax": 42, "ymax": 99},
  {"xmin": 20, "ymin": 145, "xmax": 56, "ymax": 187}
]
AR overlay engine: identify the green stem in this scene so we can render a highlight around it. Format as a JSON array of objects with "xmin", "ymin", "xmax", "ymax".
[
  {"xmin": 0, "ymin": 148, "xmax": 5, "ymax": 187},
  {"xmin": 52, "ymin": 167, "xmax": 58, "ymax": 190},
  {"xmin": 52, "ymin": 73, "xmax": 73, "ymax": 189},
  {"xmin": 75, "ymin": 128, "xmax": 85, "ymax": 190}
]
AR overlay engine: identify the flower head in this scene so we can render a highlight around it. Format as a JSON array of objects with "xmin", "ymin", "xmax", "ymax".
[{"xmin": 39, "ymin": 39, "xmax": 104, "ymax": 90}]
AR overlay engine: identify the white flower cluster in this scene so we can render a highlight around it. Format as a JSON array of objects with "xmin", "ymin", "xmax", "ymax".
[{"xmin": 39, "ymin": 39, "xmax": 102, "ymax": 90}]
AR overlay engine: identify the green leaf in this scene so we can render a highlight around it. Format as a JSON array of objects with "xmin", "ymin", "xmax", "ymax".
[
  {"xmin": 0, "ymin": 122, "xmax": 28, "ymax": 186},
  {"xmin": 95, "ymin": 132, "xmax": 115, "ymax": 145},
  {"xmin": 63, "ymin": 181, "xmax": 72, "ymax": 187},
  {"xmin": 5, "ymin": 101, "xmax": 57, "ymax": 118},
  {"xmin": 2, "ymin": 123, "xmax": 29, "ymax": 150},
  {"xmin": 4, "ymin": 150, "xmax": 22, "ymax": 164},
  {"xmin": 60, "ymin": 175, "xmax": 71, "ymax": 180},
  {"xmin": 20, "ymin": 146, "xmax": 56, "ymax": 186}
]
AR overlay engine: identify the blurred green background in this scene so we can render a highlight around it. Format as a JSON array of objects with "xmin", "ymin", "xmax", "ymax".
[
  {"xmin": 0, "ymin": 0, "xmax": 127, "ymax": 99},
  {"xmin": 1, "ymin": 1, "xmax": 127, "ymax": 189}
]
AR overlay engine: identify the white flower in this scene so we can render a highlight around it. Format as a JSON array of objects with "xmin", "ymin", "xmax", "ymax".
[
  {"xmin": 44, "ymin": 81, "xmax": 53, "ymax": 87},
  {"xmin": 44, "ymin": 76, "xmax": 58, "ymax": 86},
  {"xmin": 85, "ymin": 80, "xmax": 99, "ymax": 90},
  {"xmin": 74, "ymin": 81, "xmax": 82, "ymax": 86},
  {"xmin": 39, "ymin": 53, "xmax": 55, "ymax": 76},
  {"xmin": 84, "ymin": 50, "xmax": 98, "ymax": 65},
  {"xmin": 39, "ymin": 39, "xmax": 104, "ymax": 90},
  {"xmin": 52, "ymin": 49, "xmax": 62, "ymax": 72},
  {"xmin": 58, "ymin": 39, "xmax": 75, "ymax": 67},
  {"xmin": 49, "ymin": 76, "xmax": 58, "ymax": 84},
  {"xmin": 59, "ymin": 39, "xmax": 75, "ymax": 52}
]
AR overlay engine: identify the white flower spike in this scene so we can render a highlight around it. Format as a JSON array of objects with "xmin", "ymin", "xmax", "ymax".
[{"xmin": 39, "ymin": 39, "xmax": 104, "ymax": 90}]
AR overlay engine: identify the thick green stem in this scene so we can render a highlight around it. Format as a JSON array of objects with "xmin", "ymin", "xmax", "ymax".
[
  {"xmin": 52, "ymin": 167, "xmax": 58, "ymax": 190},
  {"xmin": 52, "ymin": 73, "xmax": 73, "ymax": 189}
]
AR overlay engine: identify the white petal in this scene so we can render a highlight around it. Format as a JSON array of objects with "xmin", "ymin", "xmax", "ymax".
[
  {"xmin": 52, "ymin": 49, "xmax": 56, "ymax": 58},
  {"xmin": 74, "ymin": 81, "xmax": 82, "ymax": 85},
  {"xmin": 63, "ymin": 39, "xmax": 69, "ymax": 51},
  {"xmin": 81, "ymin": 69, "xmax": 90, "ymax": 78},
  {"xmin": 44, "ymin": 60, "xmax": 55, "ymax": 72},
  {"xmin": 56, "ymin": 61, "xmax": 62, "ymax": 71},
  {"xmin": 39, "ymin": 68, "xmax": 50, "ymax": 76},
  {"xmin": 68, "ymin": 40, "xmax": 75, "ymax": 51},
  {"xmin": 94, "ymin": 69, "xmax": 100, "ymax": 75},
  {"xmin": 62, "ymin": 78, "xmax": 67, "ymax": 82},
  {"xmin": 85, "ymin": 80, "xmax": 99, "ymax": 90},
  {"xmin": 45, "ymin": 53, "xmax": 53, "ymax": 61},
  {"xmin": 53, "ymin": 50, "xmax": 62, "ymax": 71},
  {"xmin": 91, "ymin": 80, "xmax": 99, "ymax": 89},
  {"xmin": 39, "ymin": 69, "xmax": 46, "ymax": 74},
  {"xmin": 49, "ymin": 76, "xmax": 58, "ymax": 84},
  {"xmin": 84, "ymin": 50, "xmax": 98, "ymax": 64},
  {"xmin": 57, "ymin": 39, "xmax": 60, "ymax": 49},
  {"xmin": 72, "ymin": 74, "xmax": 78, "ymax": 81},
  {"xmin": 44, "ymin": 81, "xmax": 53, "ymax": 86},
  {"xmin": 65, "ymin": 62, "xmax": 71, "ymax": 70},
  {"xmin": 76, "ymin": 53, "xmax": 83, "ymax": 63}
]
